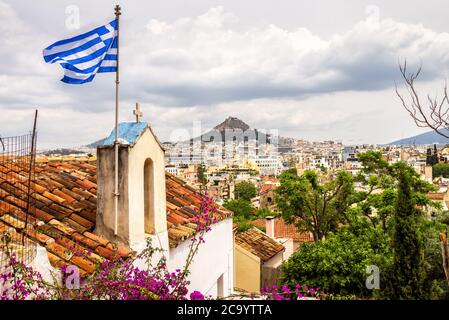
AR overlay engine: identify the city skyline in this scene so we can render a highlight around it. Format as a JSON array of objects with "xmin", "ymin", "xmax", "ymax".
[{"xmin": 2, "ymin": 0, "xmax": 449, "ymax": 149}]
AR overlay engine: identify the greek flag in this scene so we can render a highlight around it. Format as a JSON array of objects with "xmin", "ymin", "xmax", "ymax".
[{"xmin": 43, "ymin": 19, "xmax": 117, "ymax": 84}]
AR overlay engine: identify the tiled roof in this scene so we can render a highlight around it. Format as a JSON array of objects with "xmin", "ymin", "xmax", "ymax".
[
  {"xmin": 259, "ymin": 184, "xmax": 276, "ymax": 195},
  {"xmin": 428, "ymin": 192, "xmax": 445, "ymax": 200},
  {"xmin": 0, "ymin": 161, "xmax": 132, "ymax": 276},
  {"xmin": 165, "ymin": 173, "xmax": 232, "ymax": 248},
  {"xmin": 102, "ymin": 122, "xmax": 149, "ymax": 146},
  {"xmin": 0, "ymin": 160, "xmax": 231, "ymax": 274},
  {"xmin": 260, "ymin": 176, "xmax": 279, "ymax": 183},
  {"xmin": 252, "ymin": 218, "xmax": 314, "ymax": 243},
  {"xmin": 235, "ymin": 227, "xmax": 284, "ymax": 262}
]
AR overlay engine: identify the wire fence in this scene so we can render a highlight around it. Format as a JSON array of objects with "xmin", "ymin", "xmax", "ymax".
[{"xmin": 0, "ymin": 114, "xmax": 38, "ymax": 271}]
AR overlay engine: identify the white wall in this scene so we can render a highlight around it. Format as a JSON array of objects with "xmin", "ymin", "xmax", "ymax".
[
  {"xmin": 96, "ymin": 127, "xmax": 167, "ymax": 248},
  {"xmin": 263, "ymin": 251, "xmax": 284, "ymax": 268},
  {"xmin": 168, "ymin": 218, "xmax": 234, "ymax": 298},
  {"xmin": 277, "ymin": 238, "xmax": 294, "ymax": 261}
]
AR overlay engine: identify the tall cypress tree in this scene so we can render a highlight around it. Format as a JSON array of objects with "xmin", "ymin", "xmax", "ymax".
[
  {"xmin": 426, "ymin": 148, "xmax": 432, "ymax": 165},
  {"xmin": 389, "ymin": 163, "xmax": 426, "ymax": 299},
  {"xmin": 433, "ymin": 144, "xmax": 439, "ymax": 164}
]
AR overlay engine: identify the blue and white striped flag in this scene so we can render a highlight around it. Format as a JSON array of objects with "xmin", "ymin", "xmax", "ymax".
[{"xmin": 43, "ymin": 19, "xmax": 117, "ymax": 84}]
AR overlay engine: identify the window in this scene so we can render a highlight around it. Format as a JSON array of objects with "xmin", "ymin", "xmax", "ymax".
[{"xmin": 144, "ymin": 158, "xmax": 155, "ymax": 234}]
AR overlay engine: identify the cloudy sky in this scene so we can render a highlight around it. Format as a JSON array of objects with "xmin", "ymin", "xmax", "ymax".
[{"xmin": 1, "ymin": 0, "xmax": 449, "ymax": 149}]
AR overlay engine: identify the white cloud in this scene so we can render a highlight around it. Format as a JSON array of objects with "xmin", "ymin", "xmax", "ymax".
[
  {"xmin": 1, "ymin": 2, "xmax": 449, "ymax": 148},
  {"xmin": 121, "ymin": 7, "xmax": 449, "ymax": 105}
]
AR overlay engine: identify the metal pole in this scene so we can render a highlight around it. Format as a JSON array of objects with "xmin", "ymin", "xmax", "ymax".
[
  {"xmin": 114, "ymin": 4, "xmax": 121, "ymax": 236},
  {"xmin": 23, "ymin": 109, "xmax": 38, "ymax": 245}
]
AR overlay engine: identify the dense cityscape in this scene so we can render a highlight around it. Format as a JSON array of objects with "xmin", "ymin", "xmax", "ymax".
[{"xmin": 2, "ymin": 1, "xmax": 449, "ymax": 312}]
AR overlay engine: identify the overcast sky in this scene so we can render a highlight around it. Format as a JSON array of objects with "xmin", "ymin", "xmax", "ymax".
[{"xmin": 1, "ymin": 0, "xmax": 449, "ymax": 149}]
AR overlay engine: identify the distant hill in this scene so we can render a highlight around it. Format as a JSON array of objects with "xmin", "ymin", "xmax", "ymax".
[
  {"xmin": 193, "ymin": 116, "xmax": 270, "ymax": 143},
  {"xmin": 84, "ymin": 116, "xmax": 298, "ymax": 150},
  {"xmin": 214, "ymin": 117, "xmax": 250, "ymax": 132},
  {"xmin": 86, "ymin": 138, "xmax": 105, "ymax": 149},
  {"xmin": 43, "ymin": 148, "xmax": 87, "ymax": 156},
  {"xmin": 388, "ymin": 129, "xmax": 449, "ymax": 146}
]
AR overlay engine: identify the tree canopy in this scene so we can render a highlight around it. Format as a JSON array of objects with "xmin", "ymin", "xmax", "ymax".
[
  {"xmin": 223, "ymin": 198, "xmax": 253, "ymax": 219},
  {"xmin": 235, "ymin": 181, "xmax": 257, "ymax": 201},
  {"xmin": 433, "ymin": 163, "xmax": 449, "ymax": 178},
  {"xmin": 275, "ymin": 169, "xmax": 368, "ymax": 241},
  {"xmin": 280, "ymin": 220, "xmax": 391, "ymax": 297},
  {"xmin": 279, "ymin": 151, "xmax": 447, "ymax": 299}
]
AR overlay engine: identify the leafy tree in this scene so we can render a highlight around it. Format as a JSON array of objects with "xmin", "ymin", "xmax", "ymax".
[
  {"xmin": 283, "ymin": 167, "xmax": 298, "ymax": 176},
  {"xmin": 197, "ymin": 164, "xmax": 207, "ymax": 186},
  {"xmin": 256, "ymin": 207, "xmax": 275, "ymax": 219},
  {"xmin": 233, "ymin": 216, "xmax": 254, "ymax": 233},
  {"xmin": 383, "ymin": 162, "xmax": 427, "ymax": 299},
  {"xmin": 279, "ymin": 152, "xmax": 447, "ymax": 299},
  {"xmin": 436, "ymin": 211, "xmax": 449, "ymax": 226},
  {"xmin": 223, "ymin": 198, "xmax": 253, "ymax": 219},
  {"xmin": 356, "ymin": 150, "xmax": 437, "ymax": 231},
  {"xmin": 355, "ymin": 155, "xmax": 441, "ymax": 299},
  {"xmin": 280, "ymin": 220, "xmax": 391, "ymax": 297},
  {"xmin": 275, "ymin": 169, "xmax": 368, "ymax": 241},
  {"xmin": 235, "ymin": 181, "xmax": 257, "ymax": 201},
  {"xmin": 419, "ymin": 220, "xmax": 449, "ymax": 299},
  {"xmin": 356, "ymin": 150, "xmax": 389, "ymax": 175},
  {"xmin": 433, "ymin": 163, "xmax": 449, "ymax": 178},
  {"xmin": 426, "ymin": 147, "xmax": 438, "ymax": 166}
]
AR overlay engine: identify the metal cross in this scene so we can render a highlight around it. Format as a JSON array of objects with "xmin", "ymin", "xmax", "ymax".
[{"xmin": 133, "ymin": 102, "xmax": 143, "ymax": 122}]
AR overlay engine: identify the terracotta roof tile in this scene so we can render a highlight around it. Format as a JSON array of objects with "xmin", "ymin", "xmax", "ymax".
[
  {"xmin": 47, "ymin": 252, "xmax": 67, "ymax": 269},
  {"xmin": 75, "ymin": 179, "xmax": 97, "ymax": 190},
  {"xmin": 22, "ymin": 228, "xmax": 54, "ymax": 246},
  {"xmin": 70, "ymin": 255, "xmax": 96, "ymax": 273},
  {"xmin": 115, "ymin": 245, "xmax": 134, "ymax": 257},
  {"xmin": 43, "ymin": 191, "xmax": 67, "ymax": 205},
  {"xmin": 48, "ymin": 203, "xmax": 73, "ymax": 216},
  {"xmin": 252, "ymin": 218, "xmax": 314, "ymax": 243},
  {"xmin": 0, "ymin": 214, "xmax": 26, "ymax": 229},
  {"xmin": 53, "ymin": 189, "xmax": 76, "ymax": 203},
  {"xmin": 34, "ymin": 193, "xmax": 53, "ymax": 206},
  {"xmin": 235, "ymin": 227, "xmax": 285, "ymax": 262},
  {"xmin": 68, "ymin": 213, "xmax": 94, "ymax": 229},
  {"xmin": 71, "ymin": 232, "xmax": 101, "ymax": 250},
  {"xmin": 44, "ymin": 178, "xmax": 65, "ymax": 191},
  {"xmin": 33, "ymin": 207, "xmax": 54, "ymax": 222},
  {"xmin": 95, "ymin": 245, "xmax": 117, "ymax": 260},
  {"xmin": 83, "ymin": 231, "xmax": 110, "ymax": 247},
  {"xmin": 61, "ymin": 217, "xmax": 87, "ymax": 233},
  {"xmin": 0, "ymin": 159, "xmax": 230, "ymax": 276},
  {"xmin": 47, "ymin": 241, "xmax": 74, "ymax": 261},
  {"xmin": 428, "ymin": 192, "xmax": 445, "ymax": 200},
  {"xmin": 48, "ymin": 219, "xmax": 76, "ymax": 235},
  {"xmin": 70, "ymin": 188, "xmax": 93, "ymax": 200},
  {"xmin": 76, "ymin": 209, "xmax": 96, "ymax": 223},
  {"xmin": 60, "ymin": 188, "xmax": 83, "ymax": 201},
  {"xmin": 259, "ymin": 184, "xmax": 276, "ymax": 194}
]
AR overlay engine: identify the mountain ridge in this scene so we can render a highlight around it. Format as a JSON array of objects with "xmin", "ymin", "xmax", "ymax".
[
  {"xmin": 213, "ymin": 116, "xmax": 250, "ymax": 132},
  {"xmin": 388, "ymin": 129, "xmax": 449, "ymax": 146}
]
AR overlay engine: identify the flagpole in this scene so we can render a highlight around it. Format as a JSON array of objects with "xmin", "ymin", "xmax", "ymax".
[{"xmin": 114, "ymin": 4, "xmax": 121, "ymax": 236}]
